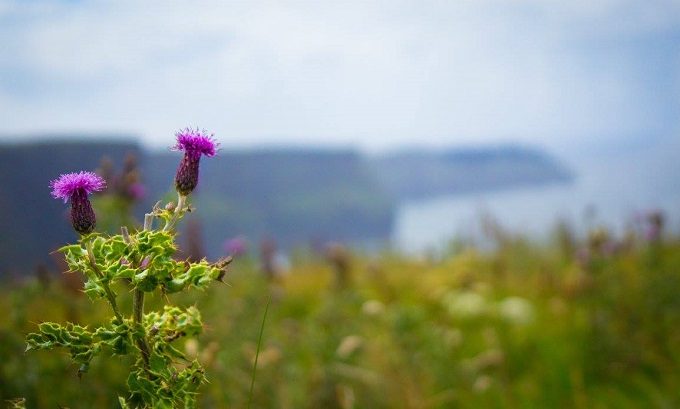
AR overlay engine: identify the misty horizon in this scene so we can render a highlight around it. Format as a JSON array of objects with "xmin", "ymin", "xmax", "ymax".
[
  {"xmin": 2, "ymin": 1, "xmax": 679, "ymax": 153},
  {"xmin": 0, "ymin": 130, "xmax": 674, "ymax": 158}
]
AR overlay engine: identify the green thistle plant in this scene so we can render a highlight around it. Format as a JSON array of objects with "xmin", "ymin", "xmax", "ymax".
[{"xmin": 27, "ymin": 130, "xmax": 228, "ymax": 408}]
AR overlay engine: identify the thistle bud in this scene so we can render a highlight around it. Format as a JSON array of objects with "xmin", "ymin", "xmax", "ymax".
[
  {"xmin": 50, "ymin": 171, "xmax": 106, "ymax": 234},
  {"xmin": 70, "ymin": 188, "xmax": 97, "ymax": 234},
  {"xmin": 172, "ymin": 128, "xmax": 218, "ymax": 196}
]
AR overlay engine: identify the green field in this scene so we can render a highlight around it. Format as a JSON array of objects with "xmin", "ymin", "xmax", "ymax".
[{"xmin": 2, "ymin": 229, "xmax": 680, "ymax": 408}]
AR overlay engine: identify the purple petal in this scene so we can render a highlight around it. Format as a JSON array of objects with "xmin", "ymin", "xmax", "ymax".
[
  {"xmin": 50, "ymin": 171, "xmax": 106, "ymax": 202},
  {"xmin": 172, "ymin": 128, "xmax": 218, "ymax": 157}
]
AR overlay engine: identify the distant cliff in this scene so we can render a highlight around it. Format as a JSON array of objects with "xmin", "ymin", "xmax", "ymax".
[
  {"xmin": 143, "ymin": 149, "xmax": 394, "ymax": 259},
  {"xmin": 0, "ymin": 139, "xmax": 571, "ymax": 274},
  {"xmin": 371, "ymin": 146, "xmax": 573, "ymax": 200}
]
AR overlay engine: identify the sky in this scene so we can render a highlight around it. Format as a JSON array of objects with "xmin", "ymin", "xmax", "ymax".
[{"xmin": 0, "ymin": 0, "xmax": 679, "ymax": 153}]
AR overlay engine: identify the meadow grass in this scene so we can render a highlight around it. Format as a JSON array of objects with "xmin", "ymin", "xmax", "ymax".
[{"xmin": 1, "ymin": 230, "xmax": 679, "ymax": 408}]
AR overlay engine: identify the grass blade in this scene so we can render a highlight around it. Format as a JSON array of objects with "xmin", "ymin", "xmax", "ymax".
[{"xmin": 248, "ymin": 296, "xmax": 271, "ymax": 409}]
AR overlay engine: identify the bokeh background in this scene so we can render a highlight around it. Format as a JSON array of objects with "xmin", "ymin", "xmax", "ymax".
[{"xmin": 1, "ymin": 1, "xmax": 680, "ymax": 408}]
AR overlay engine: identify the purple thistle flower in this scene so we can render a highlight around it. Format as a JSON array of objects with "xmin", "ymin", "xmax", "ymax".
[
  {"xmin": 127, "ymin": 182, "xmax": 146, "ymax": 200},
  {"xmin": 50, "ymin": 171, "xmax": 106, "ymax": 234},
  {"xmin": 172, "ymin": 128, "xmax": 218, "ymax": 196},
  {"xmin": 224, "ymin": 236, "xmax": 248, "ymax": 257},
  {"xmin": 51, "ymin": 171, "xmax": 106, "ymax": 202}
]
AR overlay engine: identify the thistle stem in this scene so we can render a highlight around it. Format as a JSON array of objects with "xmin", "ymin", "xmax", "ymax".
[
  {"xmin": 122, "ymin": 227, "xmax": 151, "ymax": 370},
  {"xmin": 143, "ymin": 213, "xmax": 154, "ymax": 231},
  {"xmin": 132, "ymin": 289, "xmax": 150, "ymax": 369},
  {"xmin": 163, "ymin": 193, "xmax": 186, "ymax": 232},
  {"xmin": 85, "ymin": 240, "xmax": 123, "ymax": 322}
]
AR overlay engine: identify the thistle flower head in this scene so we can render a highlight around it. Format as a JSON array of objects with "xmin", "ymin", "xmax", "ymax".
[
  {"xmin": 224, "ymin": 236, "xmax": 248, "ymax": 257},
  {"xmin": 172, "ymin": 128, "xmax": 218, "ymax": 158},
  {"xmin": 173, "ymin": 128, "xmax": 218, "ymax": 196},
  {"xmin": 127, "ymin": 182, "xmax": 146, "ymax": 200},
  {"xmin": 50, "ymin": 171, "xmax": 105, "ymax": 234},
  {"xmin": 50, "ymin": 171, "xmax": 106, "ymax": 203}
]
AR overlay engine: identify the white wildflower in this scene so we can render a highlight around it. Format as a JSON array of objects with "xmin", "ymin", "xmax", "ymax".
[{"xmin": 497, "ymin": 296, "xmax": 534, "ymax": 325}]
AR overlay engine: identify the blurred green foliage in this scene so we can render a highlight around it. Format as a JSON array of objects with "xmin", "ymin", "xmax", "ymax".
[{"xmin": 2, "ymin": 230, "xmax": 680, "ymax": 408}]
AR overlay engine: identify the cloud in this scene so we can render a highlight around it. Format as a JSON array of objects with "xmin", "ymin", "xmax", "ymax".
[{"xmin": 0, "ymin": 0, "xmax": 678, "ymax": 151}]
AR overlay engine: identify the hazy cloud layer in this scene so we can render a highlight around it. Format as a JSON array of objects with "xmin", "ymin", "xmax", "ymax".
[{"xmin": 0, "ymin": 0, "xmax": 679, "ymax": 151}]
